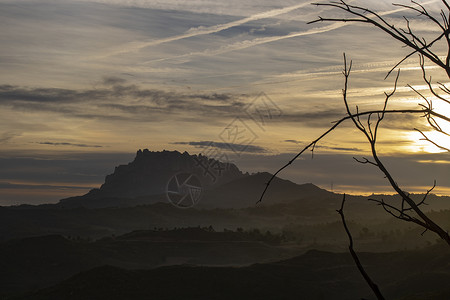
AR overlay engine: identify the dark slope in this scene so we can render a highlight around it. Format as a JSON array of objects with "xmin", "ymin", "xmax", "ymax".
[
  {"xmin": 201, "ymin": 172, "xmax": 332, "ymax": 208},
  {"xmin": 15, "ymin": 245, "xmax": 450, "ymax": 300},
  {"xmin": 0, "ymin": 230, "xmax": 294, "ymax": 299},
  {"xmin": 0, "ymin": 235, "xmax": 101, "ymax": 298}
]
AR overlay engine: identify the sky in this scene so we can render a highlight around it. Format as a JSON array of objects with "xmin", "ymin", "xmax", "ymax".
[{"xmin": 1, "ymin": 0, "xmax": 450, "ymax": 205}]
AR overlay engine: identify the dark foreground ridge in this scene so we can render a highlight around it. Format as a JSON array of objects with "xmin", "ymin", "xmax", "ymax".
[{"xmin": 14, "ymin": 243, "xmax": 450, "ymax": 300}]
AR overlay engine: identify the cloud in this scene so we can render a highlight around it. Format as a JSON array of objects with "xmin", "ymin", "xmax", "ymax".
[
  {"xmin": 0, "ymin": 150, "xmax": 136, "ymax": 205},
  {"xmin": 0, "ymin": 83, "xmax": 238, "ymax": 105},
  {"xmin": 142, "ymin": 2, "xmax": 435, "ymax": 65},
  {"xmin": 37, "ymin": 142, "xmax": 103, "ymax": 148},
  {"xmin": 69, "ymin": 0, "xmax": 302, "ymax": 16},
  {"xmin": 144, "ymin": 22, "xmax": 348, "ymax": 65},
  {"xmin": 0, "ymin": 83, "xmax": 247, "ymax": 122},
  {"xmin": 1, "ymin": 79, "xmax": 347, "ymax": 130},
  {"xmin": 172, "ymin": 140, "xmax": 268, "ymax": 153},
  {"xmin": 315, "ymin": 145, "xmax": 362, "ymax": 152},
  {"xmin": 281, "ymin": 109, "xmax": 346, "ymax": 127},
  {"xmin": 283, "ymin": 139, "xmax": 362, "ymax": 152},
  {"xmin": 417, "ymin": 159, "xmax": 450, "ymax": 164},
  {"xmin": 0, "ymin": 84, "xmax": 107, "ymax": 104},
  {"xmin": 102, "ymin": 76, "xmax": 127, "ymax": 86},
  {"xmin": 0, "ymin": 182, "xmax": 93, "ymax": 190},
  {"xmin": 284, "ymin": 139, "xmax": 301, "ymax": 144},
  {"xmin": 0, "ymin": 151, "xmax": 134, "ymax": 184},
  {"xmin": 0, "ymin": 132, "xmax": 20, "ymax": 143},
  {"xmin": 270, "ymin": 63, "xmax": 439, "ymax": 85},
  {"xmin": 99, "ymin": 2, "xmax": 312, "ymax": 58}
]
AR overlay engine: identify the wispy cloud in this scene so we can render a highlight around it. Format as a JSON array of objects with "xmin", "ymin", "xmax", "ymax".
[
  {"xmin": 283, "ymin": 139, "xmax": 361, "ymax": 151},
  {"xmin": 0, "ymin": 132, "xmax": 20, "ymax": 143},
  {"xmin": 97, "ymin": 2, "xmax": 311, "ymax": 58},
  {"xmin": 282, "ymin": 109, "xmax": 345, "ymax": 125},
  {"xmin": 0, "ymin": 181, "xmax": 93, "ymax": 190},
  {"xmin": 37, "ymin": 142, "xmax": 103, "ymax": 148},
  {"xmin": 102, "ymin": 76, "xmax": 127, "ymax": 86},
  {"xmin": 417, "ymin": 159, "xmax": 450, "ymax": 164},
  {"xmin": 0, "ymin": 82, "xmax": 247, "ymax": 122},
  {"xmin": 143, "ymin": 2, "xmax": 435, "ymax": 65},
  {"xmin": 172, "ymin": 140, "xmax": 268, "ymax": 153},
  {"xmin": 315, "ymin": 145, "xmax": 362, "ymax": 152},
  {"xmin": 284, "ymin": 139, "xmax": 301, "ymax": 144},
  {"xmin": 143, "ymin": 22, "xmax": 348, "ymax": 64}
]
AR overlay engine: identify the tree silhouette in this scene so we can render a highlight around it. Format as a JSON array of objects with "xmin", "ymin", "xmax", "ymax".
[
  {"xmin": 260, "ymin": 0, "xmax": 450, "ymax": 247},
  {"xmin": 259, "ymin": 1, "xmax": 450, "ymax": 299}
]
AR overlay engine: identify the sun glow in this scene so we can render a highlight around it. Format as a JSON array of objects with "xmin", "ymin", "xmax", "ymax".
[{"xmin": 406, "ymin": 98, "xmax": 450, "ymax": 153}]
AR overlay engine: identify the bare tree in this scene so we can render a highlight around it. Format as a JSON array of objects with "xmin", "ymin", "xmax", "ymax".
[
  {"xmin": 260, "ymin": 0, "xmax": 450, "ymax": 245},
  {"xmin": 258, "ymin": 2, "xmax": 450, "ymax": 298},
  {"xmin": 316, "ymin": 0, "xmax": 450, "ymax": 244}
]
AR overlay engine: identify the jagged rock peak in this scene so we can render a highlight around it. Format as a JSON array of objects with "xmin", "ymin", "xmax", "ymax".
[{"xmin": 84, "ymin": 149, "xmax": 246, "ymax": 199}]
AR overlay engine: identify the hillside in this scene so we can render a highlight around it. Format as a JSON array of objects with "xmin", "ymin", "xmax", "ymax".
[
  {"xmin": 0, "ymin": 229, "xmax": 296, "ymax": 298},
  {"xmin": 14, "ymin": 244, "xmax": 450, "ymax": 300},
  {"xmin": 201, "ymin": 172, "xmax": 332, "ymax": 208}
]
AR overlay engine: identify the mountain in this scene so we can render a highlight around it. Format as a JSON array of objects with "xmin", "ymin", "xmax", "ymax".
[
  {"xmin": 59, "ymin": 149, "xmax": 246, "ymax": 208},
  {"xmin": 54, "ymin": 149, "xmax": 450, "ymax": 211},
  {"xmin": 58, "ymin": 149, "xmax": 332, "ymax": 209}
]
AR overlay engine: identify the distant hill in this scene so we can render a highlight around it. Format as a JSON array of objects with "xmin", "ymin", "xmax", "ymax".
[
  {"xmin": 15, "ymin": 244, "xmax": 450, "ymax": 300},
  {"xmin": 201, "ymin": 172, "xmax": 332, "ymax": 208}
]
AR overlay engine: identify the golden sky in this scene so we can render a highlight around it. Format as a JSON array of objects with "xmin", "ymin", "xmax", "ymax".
[{"xmin": 0, "ymin": 0, "xmax": 449, "ymax": 204}]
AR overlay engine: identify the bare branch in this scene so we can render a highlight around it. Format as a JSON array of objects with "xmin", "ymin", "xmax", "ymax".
[
  {"xmin": 415, "ymin": 128, "xmax": 450, "ymax": 151},
  {"xmin": 353, "ymin": 156, "xmax": 378, "ymax": 166},
  {"xmin": 337, "ymin": 194, "xmax": 385, "ymax": 300},
  {"xmin": 259, "ymin": 58, "xmax": 450, "ymax": 245},
  {"xmin": 419, "ymin": 55, "xmax": 450, "ymax": 105},
  {"xmin": 374, "ymin": 70, "xmax": 399, "ymax": 142},
  {"xmin": 257, "ymin": 107, "xmax": 441, "ymax": 204},
  {"xmin": 257, "ymin": 107, "xmax": 450, "ymax": 204},
  {"xmin": 310, "ymin": 1, "xmax": 450, "ymax": 76},
  {"xmin": 417, "ymin": 180, "xmax": 436, "ymax": 207}
]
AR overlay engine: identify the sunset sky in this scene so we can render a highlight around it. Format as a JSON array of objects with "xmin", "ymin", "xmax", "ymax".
[{"xmin": 1, "ymin": 0, "xmax": 450, "ymax": 205}]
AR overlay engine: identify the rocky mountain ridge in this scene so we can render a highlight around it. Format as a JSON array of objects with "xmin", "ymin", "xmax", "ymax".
[{"xmin": 60, "ymin": 149, "xmax": 247, "ymax": 207}]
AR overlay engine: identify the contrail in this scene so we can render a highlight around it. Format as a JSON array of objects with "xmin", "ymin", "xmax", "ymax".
[
  {"xmin": 142, "ymin": 0, "xmax": 439, "ymax": 64},
  {"xmin": 142, "ymin": 23, "xmax": 347, "ymax": 64},
  {"xmin": 97, "ymin": 2, "xmax": 311, "ymax": 58}
]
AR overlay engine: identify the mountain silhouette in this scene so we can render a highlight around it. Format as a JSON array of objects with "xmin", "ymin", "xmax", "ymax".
[
  {"xmin": 90, "ymin": 149, "xmax": 244, "ymax": 196},
  {"xmin": 59, "ymin": 149, "xmax": 246, "ymax": 208},
  {"xmin": 54, "ymin": 149, "xmax": 450, "ymax": 211},
  {"xmin": 58, "ymin": 149, "xmax": 332, "ymax": 209}
]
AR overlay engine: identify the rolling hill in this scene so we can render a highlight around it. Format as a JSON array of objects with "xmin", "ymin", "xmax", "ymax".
[{"xmin": 14, "ymin": 243, "xmax": 450, "ymax": 300}]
